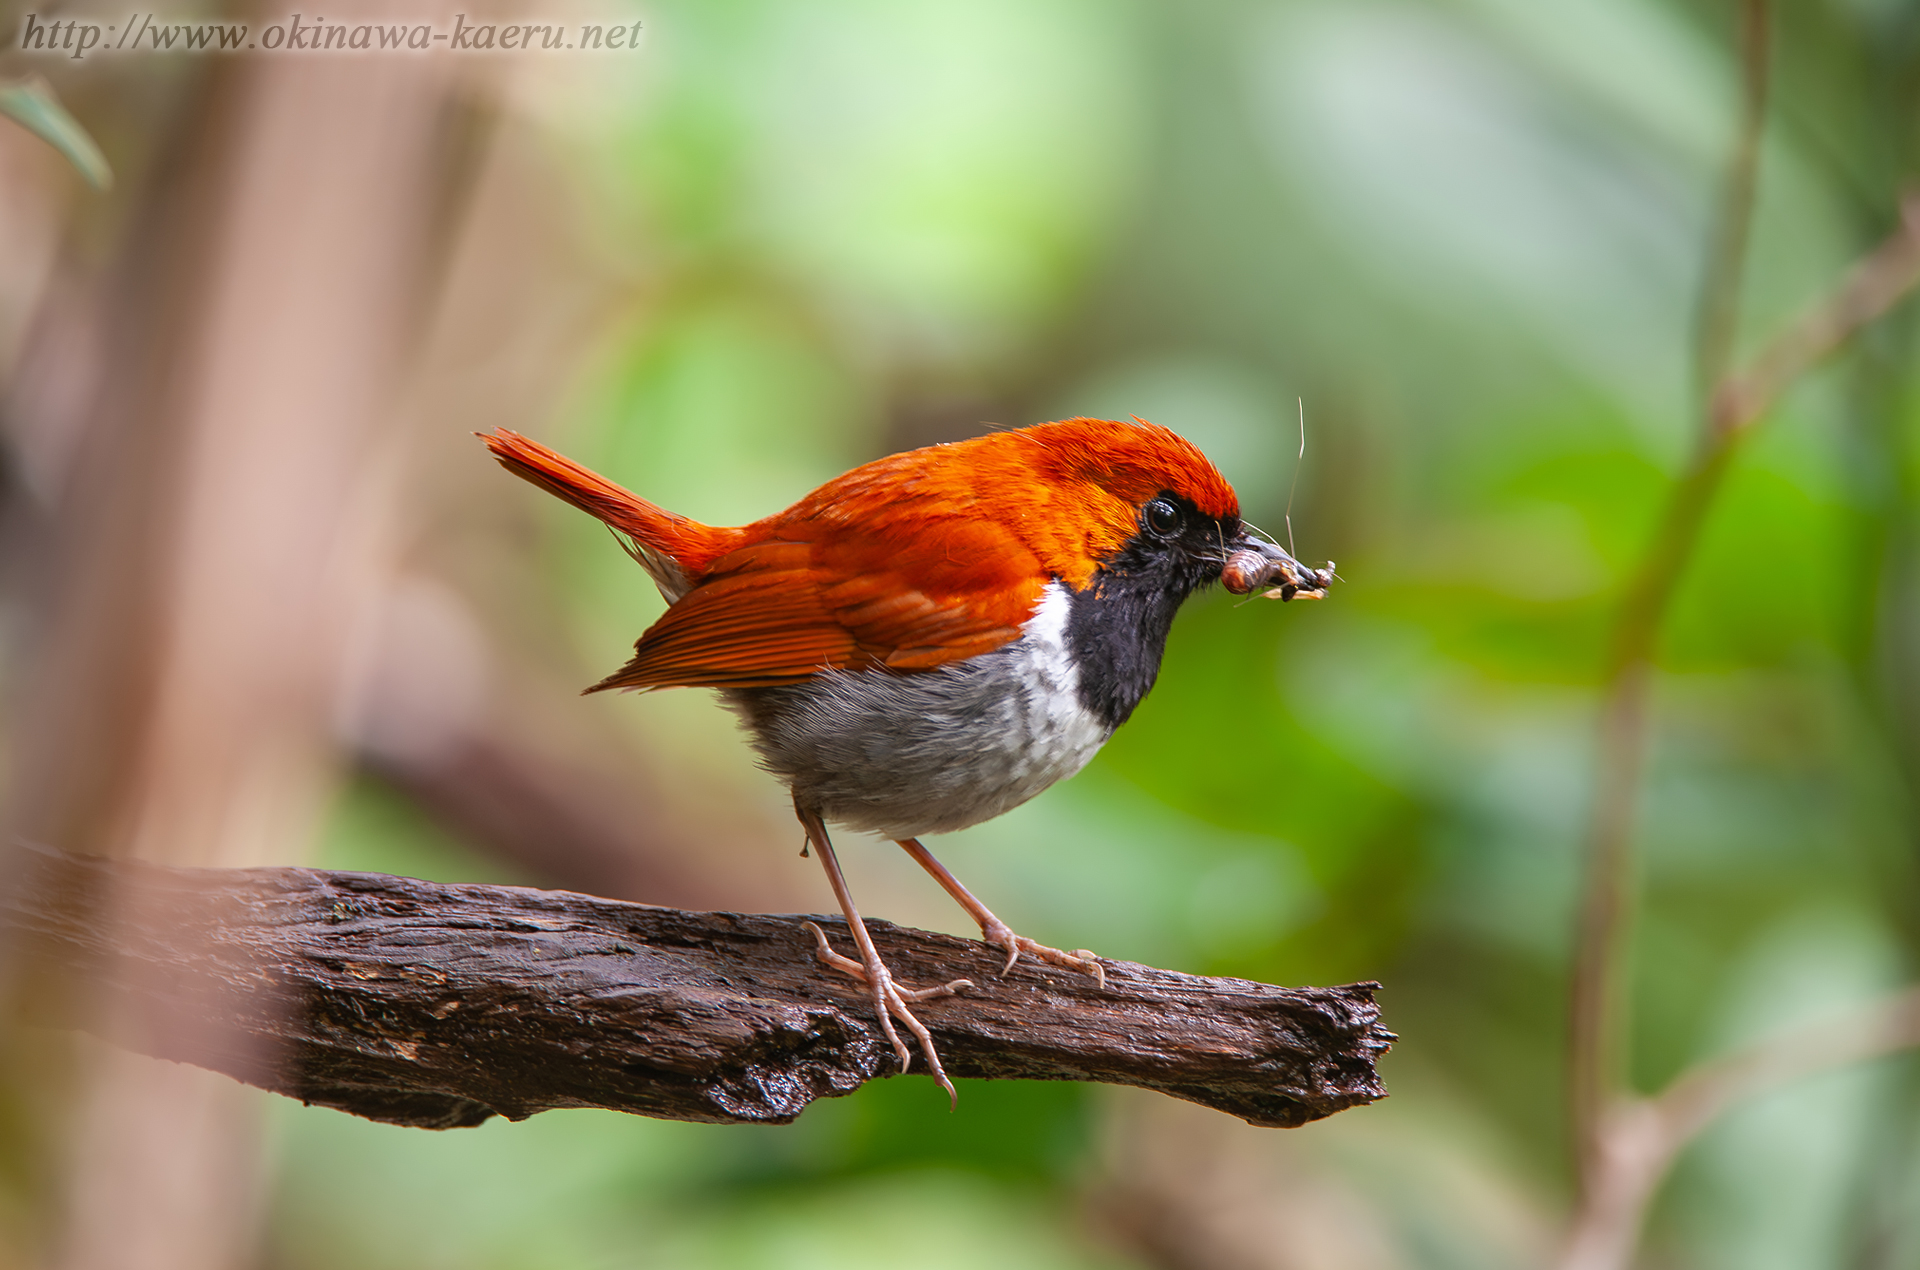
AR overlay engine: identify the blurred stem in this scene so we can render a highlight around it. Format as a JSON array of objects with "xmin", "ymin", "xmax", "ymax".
[
  {"xmin": 1568, "ymin": 0, "xmax": 1770, "ymax": 1200},
  {"xmin": 1837, "ymin": 260, "xmax": 1920, "ymax": 1270},
  {"xmin": 1561, "ymin": 108, "xmax": 1920, "ymax": 1270},
  {"xmin": 1693, "ymin": 1, "xmax": 1772, "ymax": 401},
  {"xmin": 1562, "ymin": 984, "xmax": 1920, "ymax": 1270}
]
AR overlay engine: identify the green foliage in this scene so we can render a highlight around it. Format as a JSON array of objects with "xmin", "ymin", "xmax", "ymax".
[{"xmin": 0, "ymin": 77, "xmax": 111, "ymax": 190}]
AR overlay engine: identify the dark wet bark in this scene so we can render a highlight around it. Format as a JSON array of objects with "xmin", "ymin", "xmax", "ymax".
[{"xmin": 1, "ymin": 847, "xmax": 1391, "ymax": 1129}]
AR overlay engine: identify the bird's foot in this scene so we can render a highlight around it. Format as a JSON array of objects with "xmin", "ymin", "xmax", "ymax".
[
  {"xmin": 804, "ymin": 923, "xmax": 973, "ymax": 1004},
  {"xmin": 979, "ymin": 918, "xmax": 1106, "ymax": 988},
  {"xmin": 802, "ymin": 921, "xmax": 972, "ymax": 1106}
]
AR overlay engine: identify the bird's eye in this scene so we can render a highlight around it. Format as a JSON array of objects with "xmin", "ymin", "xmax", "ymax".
[{"xmin": 1143, "ymin": 498, "xmax": 1184, "ymax": 537}]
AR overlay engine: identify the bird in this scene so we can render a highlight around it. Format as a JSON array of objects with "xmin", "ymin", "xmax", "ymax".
[{"xmin": 481, "ymin": 417, "xmax": 1332, "ymax": 1101}]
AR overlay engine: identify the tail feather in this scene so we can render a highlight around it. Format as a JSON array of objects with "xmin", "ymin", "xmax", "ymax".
[{"xmin": 480, "ymin": 429, "xmax": 740, "ymax": 595}]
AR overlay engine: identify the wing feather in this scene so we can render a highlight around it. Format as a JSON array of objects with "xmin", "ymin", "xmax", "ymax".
[{"xmin": 590, "ymin": 516, "xmax": 1047, "ymax": 692}]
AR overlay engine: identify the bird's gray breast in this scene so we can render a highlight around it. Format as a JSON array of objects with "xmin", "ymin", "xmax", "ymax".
[{"xmin": 725, "ymin": 581, "xmax": 1111, "ymax": 840}]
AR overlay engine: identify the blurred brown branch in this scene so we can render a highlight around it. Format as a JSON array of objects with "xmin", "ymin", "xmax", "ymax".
[
  {"xmin": 1711, "ymin": 192, "xmax": 1920, "ymax": 437},
  {"xmin": 0, "ymin": 30, "xmax": 470, "ymax": 1268},
  {"xmin": 1562, "ymin": 985, "xmax": 1920, "ymax": 1270},
  {"xmin": 1570, "ymin": 0, "xmax": 1774, "ymax": 1202},
  {"xmin": 1564, "ymin": 2, "xmax": 1920, "ymax": 1264},
  {"xmin": 1, "ymin": 847, "xmax": 1392, "ymax": 1130}
]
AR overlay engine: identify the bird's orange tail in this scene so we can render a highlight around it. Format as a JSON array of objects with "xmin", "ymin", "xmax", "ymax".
[{"xmin": 480, "ymin": 429, "xmax": 741, "ymax": 577}]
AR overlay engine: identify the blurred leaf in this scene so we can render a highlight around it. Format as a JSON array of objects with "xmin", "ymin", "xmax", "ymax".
[{"xmin": 0, "ymin": 76, "xmax": 111, "ymax": 190}]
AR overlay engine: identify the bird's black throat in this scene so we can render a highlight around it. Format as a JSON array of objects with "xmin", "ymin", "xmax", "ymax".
[{"xmin": 1066, "ymin": 498, "xmax": 1236, "ymax": 731}]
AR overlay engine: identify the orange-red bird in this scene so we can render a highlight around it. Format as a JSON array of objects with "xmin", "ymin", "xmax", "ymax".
[{"xmin": 483, "ymin": 418, "xmax": 1331, "ymax": 1099}]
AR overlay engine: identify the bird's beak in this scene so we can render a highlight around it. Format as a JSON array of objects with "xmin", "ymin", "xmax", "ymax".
[{"xmin": 1220, "ymin": 534, "xmax": 1335, "ymax": 601}]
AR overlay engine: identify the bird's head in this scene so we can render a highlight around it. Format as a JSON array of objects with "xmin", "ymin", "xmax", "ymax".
[
  {"xmin": 980, "ymin": 417, "xmax": 1326, "ymax": 602},
  {"xmin": 940, "ymin": 416, "xmax": 1327, "ymax": 728}
]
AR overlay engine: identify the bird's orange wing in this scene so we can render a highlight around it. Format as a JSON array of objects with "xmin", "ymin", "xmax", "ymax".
[{"xmin": 590, "ymin": 512, "xmax": 1048, "ymax": 692}]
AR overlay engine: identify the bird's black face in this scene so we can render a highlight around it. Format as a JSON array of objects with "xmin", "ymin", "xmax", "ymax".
[{"xmin": 1065, "ymin": 491, "xmax": 1241, "ymax": 730}]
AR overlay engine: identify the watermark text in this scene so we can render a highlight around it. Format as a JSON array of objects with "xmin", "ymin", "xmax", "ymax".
[{"xmin": 16, "ymin": 13, "xmax": 644, "ymax": 59}]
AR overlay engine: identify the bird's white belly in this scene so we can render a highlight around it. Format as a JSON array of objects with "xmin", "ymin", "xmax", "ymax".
[{"xmin": 725, "ymin": 582, "xmax": 1111, "ymax": 840}]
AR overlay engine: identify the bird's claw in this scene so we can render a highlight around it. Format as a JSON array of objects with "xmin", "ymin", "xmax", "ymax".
[
  {"xmin": 980, "ymin": 920, "xmax": 1107, "ymax": 989},
  {"xmin": 802, "ymin": 921, "xmax": 972, "ymax": 1106},
  {"xmin": 804, "ymin": 920, "xmax": 867, "ymax": 978},
  {"xmin": 803, "ymin": 922, "xmax": 971, "ymax": 1002}
]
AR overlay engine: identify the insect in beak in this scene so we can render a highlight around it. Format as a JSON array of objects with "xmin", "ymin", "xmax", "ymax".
[{"xmin": 1221, "ymin": 535, "xmax": 1335, "ymax": 602}]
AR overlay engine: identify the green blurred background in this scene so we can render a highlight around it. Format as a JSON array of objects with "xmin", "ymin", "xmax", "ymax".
[{"xmin": 3, "ymin": 0, "xmax": 1919, "ymax": 1266}]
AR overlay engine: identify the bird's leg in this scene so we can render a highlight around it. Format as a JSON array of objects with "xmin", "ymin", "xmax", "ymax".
[
  {"xmin": 794, "ymin": 803, "xmax": 971, "ymax": 1104},
  {"xmin": 894, "ymin": 838, "xmax": 1106, "ymax": 988}
]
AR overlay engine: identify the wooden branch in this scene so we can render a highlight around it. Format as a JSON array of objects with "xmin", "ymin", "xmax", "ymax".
[{"xmin": 0, "ymin": 848, "xmax": 1392, "ymax": 1130}]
